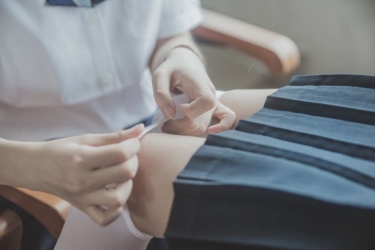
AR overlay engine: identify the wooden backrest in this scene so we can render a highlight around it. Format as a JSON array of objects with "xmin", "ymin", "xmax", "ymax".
[
  {"xmin": 0, "ymin": 185, "xmax": 70, "ymax": 239},
  {"xmin": 193, "ymin": 9, "xmax": 300, "ymax": 75}
]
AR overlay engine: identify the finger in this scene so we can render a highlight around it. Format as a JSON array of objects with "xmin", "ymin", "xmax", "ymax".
[
  {"xmin": 176, "ymin": 74, "xmax": 216, "ymax": 119},
  {"xmin": 152, "ymin": 68, "xmax": 176, "ymax": 119},
  {"xmin": 204, "ymin": 74, "xmax": 216, "ymax": 94},
  {"xmin": 90, "ymin": 156, "xmax": 138, "ymax": 189},
  {"xmin": 209, "ymin": 82, "xmax": 216, "ymax": 94},
  {"xmin": 85, "ymin": 205, "xmax": 123, "ymax": 226},
  {"xmin": 207, "ymin": 105, "xmax": 236, "ymax": 134},
  {"xmin": 84, "ymin": 139, "xmax": 140, "ymax": 168},
  {"xmin": 162, "ymin": 117, "xmax": 207, "ymax": 136},
  {"xmin": 83, "ymin": 124, "xmax": 144, "ymax": 147},
  {"xmin": 85, "ymin": 181, "xmax": 133, "ymax": 208},
  {"xmin": 179, "ymin": 92, "xmax": 217, "ymax": 119}
]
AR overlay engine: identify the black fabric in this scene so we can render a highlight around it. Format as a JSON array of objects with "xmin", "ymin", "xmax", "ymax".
[
  {"xmin": 165, "ymin": 75, "xmax": 375, "ymax": 250},
  {"xmin": 147, "ymin": 238, "xmax": 170, "ymax": 250}
]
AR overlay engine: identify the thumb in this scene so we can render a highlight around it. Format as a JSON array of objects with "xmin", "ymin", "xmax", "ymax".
[
  {"xmin": 207, "ymin": 104, "xmax": 236, "ymax": 134},
  {"xmin": 84, "ymin": 124, "xmax": 144, "ymax": 147},
  {"xmin": 152, "ymin": 69, "xmax": 176, "ymax": 119}
]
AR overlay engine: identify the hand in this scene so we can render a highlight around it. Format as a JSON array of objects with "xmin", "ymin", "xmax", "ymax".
[
  {"xmin": 24, "ymin": 124, "xmax": 144, "ymax": 226},
  {"xmin": 207, "ymin": 102, "xmax": 236, "ymax": 134},
  {"xmin": 162, "ymin": 102, "xmax": 236, "ymax": 136},
  {"xmin": 152, "ymin": 47, "xmax": 217, "ymax": 134}
]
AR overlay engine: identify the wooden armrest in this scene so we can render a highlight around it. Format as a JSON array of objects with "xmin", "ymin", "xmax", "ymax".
[
  {"xmin": 0, "ymin": 185, "xmax": 70, "ymax": 238},
  {"xmin": 193, "ymin": 9, "xmax": 301, "ymax": 75},
  {"xmin": 0, "ymin": 210, "xmax": 23, "ymax": 250}
]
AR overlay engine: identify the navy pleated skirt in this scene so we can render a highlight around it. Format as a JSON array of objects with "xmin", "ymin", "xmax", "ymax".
[{"xmin": 165, "ymin": 75, "xmax": 375, "ymax": 250}]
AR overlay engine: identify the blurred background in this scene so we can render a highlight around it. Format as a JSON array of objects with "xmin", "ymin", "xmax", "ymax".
[{"xmin": 197, "ymin": 0, "xmax": 375, "ymax": 90}]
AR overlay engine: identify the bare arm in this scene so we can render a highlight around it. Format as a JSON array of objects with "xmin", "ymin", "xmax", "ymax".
[
  {"xmin": 149, "ymin": 33, "xmax": 218, "ymax": 135},
  {"xmin": 150, "ymin": 33, "xmax": 202, "ymax": 73},
  {"xmin": 0, "ymin": 138, "xmax": 30, "ymax": 187},
  {"xmin": 128, "ymin": 88, "xmax": 277, "ymax": 237},
  {"xmin": 0, "ymin": 125, "xmax": 145, "ymax": 226}
]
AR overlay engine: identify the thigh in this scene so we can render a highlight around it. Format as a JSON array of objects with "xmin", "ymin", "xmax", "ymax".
[
  {"xmin": 129, "ymin": 133, "xmax": 205, "ymax": 237},
  {"xmin": 128, "ymin": 89, "xmax": 278, "ymax": 237},
  {"xmin": 219, "ymin": 89, "xmax": 277, "ymax": 125}
]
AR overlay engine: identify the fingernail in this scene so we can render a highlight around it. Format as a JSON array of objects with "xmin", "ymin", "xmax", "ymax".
[
  {"xmin": 162, "ymin": 106, "xmax": 175, "ymax": 119},
  {"xmin": 131, "ymin": 123, "xmax": 144, "ymax": 132},
  {"xmin": 137, "ymin": 123, "xmax": 145, "ymax": 130},
  {"xmin": 133, "ymin": 123, "xmax": 142, "ymax": 128}
]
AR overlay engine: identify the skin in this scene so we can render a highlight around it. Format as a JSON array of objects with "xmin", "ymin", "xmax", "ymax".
[
  {"xmin": 128, "ymin": 89, "xmax": 277, "ymax": 237},
  {"xmin": 0, "ymin": 124, "xmax": 144, "ymax": 226},
  {"xmin": 0, "ymin": 31, "xmax": 223, "ymax": 226},
  {"xmin": 150, "ymin": 33, "xmax": 226, "ymax": 136}
]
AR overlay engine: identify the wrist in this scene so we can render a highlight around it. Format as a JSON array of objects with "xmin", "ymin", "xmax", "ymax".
[
  {"xmin": 166, "ymin": 45, "xmax": 205, "ymax": 67},
  {"xmin": 0, "ymin": 138, "xmax": 23, "ymax": 186},
  {"xmin": 0, "ymin": 138, "xmax": 40, "ymax": 189},
  {"xmin": 170, "ymin": 45, "xmax": 203, "ymax": 63}
]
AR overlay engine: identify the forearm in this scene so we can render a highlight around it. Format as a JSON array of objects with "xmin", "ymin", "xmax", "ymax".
[
  {"xmin": 150, "ymin": 32, "xmax": 202, "ymax": 73},
  {"xmin": 0, "ymin": 138, "xmax": 35, "ymax": 188}
]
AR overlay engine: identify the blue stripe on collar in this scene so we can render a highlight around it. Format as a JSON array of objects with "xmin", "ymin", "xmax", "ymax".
[{"xmin": 46, "ymin": 0, "xmax": 105, "ymax": 7}]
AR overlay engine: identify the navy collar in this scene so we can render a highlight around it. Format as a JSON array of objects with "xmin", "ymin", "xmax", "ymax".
[{"xmin": 46, "ymin": 0, "xmax": 105, "ymax": 7}]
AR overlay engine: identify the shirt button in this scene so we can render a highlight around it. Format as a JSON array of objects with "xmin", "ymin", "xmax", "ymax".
[
  {"xmin": 86, "ymin": 11, "xmax": 98, "ymax": 24},
  {"xmin": 100, "ymin": 72, "xmax": 114, "ymax": 86}
]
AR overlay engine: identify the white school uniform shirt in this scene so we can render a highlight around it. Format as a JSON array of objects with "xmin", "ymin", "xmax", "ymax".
[{"xmin": 0, "ymin": 0, "xmax": 203, "ymax": 142}]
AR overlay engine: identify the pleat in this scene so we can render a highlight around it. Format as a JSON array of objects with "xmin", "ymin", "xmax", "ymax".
[
  {"xmin": 205, "ymin": 132, "xmax": 375, "ymax": 190},
  {"xmin": 237, "ymin": 108, "xmax": 375, "ymax": 162},
  {"xmin": 166, "ymin": 75, "xmax": 375, "ymax": 250}
]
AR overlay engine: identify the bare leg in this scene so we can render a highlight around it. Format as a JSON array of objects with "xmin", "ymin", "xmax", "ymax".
[
  {"xmin": 128, "ymin": 88, "xmax": 277, "ymax": 237},
  {"xmin": 219, "ymin": 89, "xmax": 277, "ymax": 126},
  {"xmin": 128, "ymin": 133, "xmax": 205, "ymax": 237}
]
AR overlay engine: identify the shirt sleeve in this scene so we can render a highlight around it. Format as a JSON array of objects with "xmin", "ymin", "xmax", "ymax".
[{"xmin": 158, "ymin": 0, "xmax": 203, "ymax": 38}]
